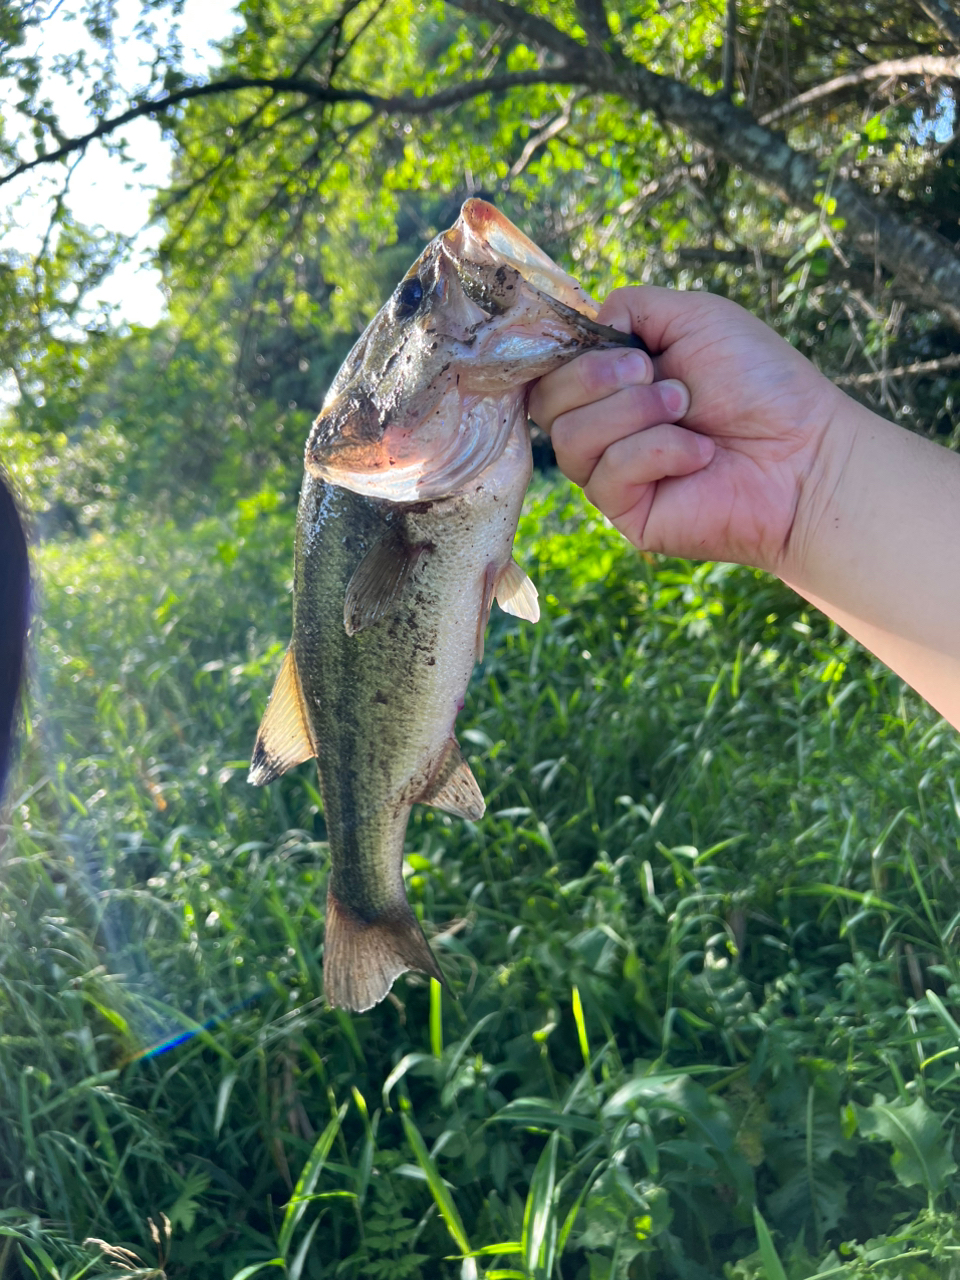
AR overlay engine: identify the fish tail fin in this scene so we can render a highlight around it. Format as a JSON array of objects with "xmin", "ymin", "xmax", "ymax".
[{"xmin": 323, "ymin": 890, "xmax": 445, "ymax": 1012}]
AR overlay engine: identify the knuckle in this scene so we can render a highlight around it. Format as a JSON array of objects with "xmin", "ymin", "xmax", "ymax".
[
  {"xmin": 550, "ymin": 410, "xmax": 577, "ymax": 453},
  {"xmin": 575, "ymin": 352, "xmax": 611, "ymax": 396},
  {"xmin": 625, "ymin": 382, "xmax": 666, "ymax": 419}
]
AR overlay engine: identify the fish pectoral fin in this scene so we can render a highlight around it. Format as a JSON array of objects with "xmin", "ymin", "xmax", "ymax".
[
  {"xmin": 323, "ymin": 891, "xmax": 445, "ymax": 1012},
  {"xmin": 495, "ymin": 558, "xmax": 540, "ymax": 623},
  {"xmin": 344, "ymin": 528, "xmax": 430, "ymax": 635},
  {"xmin": 248, "ymin": 647, "xmax": 316, "ymax": 786},
  {"xmin": 420, "ymin": 739, "xmax": 485, "ymax": 821}
]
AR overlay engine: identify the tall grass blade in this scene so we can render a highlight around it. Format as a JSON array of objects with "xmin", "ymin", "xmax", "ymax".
[
  {"xmin": 430, "ymin": 977, "xmax": 443, "ymax": 1059},
  {"xmin": 17, "ymin": 1239, "xmax": 60, "ymax": 1279},
  {"xmin": 752, "ymin": 1206, "xmax": 789, "ymax": 1280},
  {"xmin": 278, "ymin": 1103, "xmax": 347, "ymax": 1258},
  {"xmin": 214, "ymin": 1072, "xmax": 238, "ymax": 1136},
  {"xmin": 382, "ymin": 1053, "xmax": 435, "ymax": 1108},
  {"xmin": 400, "ymin": 1110, "xmax": 470, "ymax": 1254},
  {"xmin": 522, "ymin": 1130, "xmax": 559, "ymax": 1280},
  {"xmin": 925, "ymin": 989, "xmax": 960, "ymax": 1041},
  {"xmin": 228, "ymin": 1263, "xmax": 284, "ymax": 1280},
  {"xmin": 288, "ymin": 1216, "xmax": 321, "ymax": 1280},
  {"xmin": 556, "ymin": 1166, "xmax": 603, "ymax": 1260},
  {"xmin": 571, "ymin": 985, "xmax": 590, "ymax": 1068}
]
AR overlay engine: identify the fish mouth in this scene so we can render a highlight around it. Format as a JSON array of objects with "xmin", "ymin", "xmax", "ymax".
[
  {"xmin": 444, "ymin": 200, "xmax": 648, "ymax": 354},
  {"xmin": 305, "ymin": 200, "xmax": 644, "ymax": 501},
  {"xmin": 448, "ymin": 200, "xmax": 601, "ymax": 311}
]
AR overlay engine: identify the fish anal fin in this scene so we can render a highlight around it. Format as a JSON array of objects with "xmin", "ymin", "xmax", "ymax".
[
  {"xmin": 495, "ymin": 558, "xmax": 540, "ymax": 623},
  {"xmin": 420, "ymin": 739, "xmax": 485, "ymax": 821},
  {"xmin": 248, "ymin": 648, "xmax": 315, "ymax": 786},
  {"xmin": 323, "ymin": 891, "xmax": 445, "ymax": 1011},
  {"xmin": 344, "ymin": 529, "xmax": 430, "ymax": 636}
]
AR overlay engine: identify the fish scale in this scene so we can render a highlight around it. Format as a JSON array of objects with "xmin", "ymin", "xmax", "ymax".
[{"xmin": 248, "ymin": 199, "xmax": 642, "ymax": 1011}]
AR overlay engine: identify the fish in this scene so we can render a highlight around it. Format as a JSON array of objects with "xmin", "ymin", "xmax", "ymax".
[{"xmin": 248, "ymin": 199, "xmax": 644, "ymax": 1012}]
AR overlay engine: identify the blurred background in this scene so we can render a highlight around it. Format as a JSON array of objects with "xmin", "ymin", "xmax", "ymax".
[{"xmin": 1, "ymin": 1, "xmax": 960, "ymax": 1276}]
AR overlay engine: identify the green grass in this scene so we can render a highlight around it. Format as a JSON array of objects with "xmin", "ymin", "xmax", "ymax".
[{"xmin": 3, "ymin": 480, "xmax": 960, "ymax": 1279}]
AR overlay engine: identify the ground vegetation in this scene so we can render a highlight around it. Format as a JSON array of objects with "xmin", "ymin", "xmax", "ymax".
[{"xmin": 2, "ymin": 0, "xmax": 960, "ymax": 1275}]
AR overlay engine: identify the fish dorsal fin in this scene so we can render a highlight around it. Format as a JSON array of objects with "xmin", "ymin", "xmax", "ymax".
[
  {"xmin": 344, "ymin": 528, "xmax": 429, "ymax": 636},
  {"xmin": 248, "ymin": 648, "xmax": 315, "ymax": 786},
  {"xmin": 421, "ymin": 739, "xmax": 485, "ymax": 821},
  {"xmin": 495, "ymin": 558, "xmax": 540, "ymax": 623}
]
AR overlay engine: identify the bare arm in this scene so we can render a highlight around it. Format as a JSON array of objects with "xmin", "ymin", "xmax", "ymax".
[
  {"xmin": 528, "ymin": 286, "xmax": 960, "ymax": 730},
  {"xmin": 782, "ymin": 401, "xmax": 960, "ymax": 728}
]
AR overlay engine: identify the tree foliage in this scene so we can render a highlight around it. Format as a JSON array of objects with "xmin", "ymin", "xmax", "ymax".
[{"xmin": 3, "ymin": 0, "xmax": 960, "ymax": 520}]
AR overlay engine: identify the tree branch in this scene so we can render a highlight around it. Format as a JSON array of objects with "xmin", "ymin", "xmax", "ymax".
[
  {"xmin": 722, "ymin": 0, "xmax": 737, "ymax": 98},
  {"xmin": 833, "ymin": 352, "xmax": 960, "ymax": 385},
  {"xmin": 508, "ymin": 92, "xmax": 582, "ymax": 176},
  {"xmin": 574, "ymin": 0, "xmax": 612, "ymax": 45},
  {"xmin": 913, "ymin": 0, "xmax": 960, "ymax": 49},
  {"xmin": 0, "ymin": 68, "xmax": 578, "ymax": 191},
  {"xmin": 760, "ymin": 55, "xmax": 960, "ymax": 126},
  {"xmin": 452, "ymin": 0, "xmax": 588, "ymax": 65},
  {"xmin": 449, "ymin": 0, "xmax": 960, "ymax": 331}
]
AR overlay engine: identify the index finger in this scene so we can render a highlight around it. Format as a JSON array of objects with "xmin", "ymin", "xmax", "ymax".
[{"xmin": 528, "ymin": 346, "xmax": 654, "ymax": 434}]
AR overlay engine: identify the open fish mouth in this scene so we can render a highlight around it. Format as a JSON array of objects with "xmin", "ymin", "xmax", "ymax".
[{"xmin": 304, "ymin": 199, "xmax": 644, "ymax": 502}]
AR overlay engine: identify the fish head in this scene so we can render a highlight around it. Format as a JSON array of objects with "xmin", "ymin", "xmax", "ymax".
[{"xmin": 305, "ymin": 199, "xmax": 641, "ymax": 501}]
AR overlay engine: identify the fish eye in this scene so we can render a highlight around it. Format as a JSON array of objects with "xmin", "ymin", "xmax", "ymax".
[{"xmin": 395, "ymin": 276, "xmax": 424, "ymax": 318}]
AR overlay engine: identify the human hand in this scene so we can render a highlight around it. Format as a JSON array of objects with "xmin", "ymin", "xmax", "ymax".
[{"xmin": 528, "ymin": 286, "xmax": 847, "ymax": 577}]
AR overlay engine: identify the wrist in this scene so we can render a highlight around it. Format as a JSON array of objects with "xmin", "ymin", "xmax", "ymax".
[
  {"xmin": 777, "ymin": 391, "xmax": 960, "ymax": 660},
  {"xmin": 775, "ymin": 381, "xmax": 863, "ymax": 591}
]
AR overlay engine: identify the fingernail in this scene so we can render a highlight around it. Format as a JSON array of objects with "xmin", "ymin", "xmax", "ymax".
[
  {"xmin": 659, "ymin": 379, "xmax": 690, "ymax": 415},
  {"xmin": 615, "ymin": 350, "xmax": 650, "ymax": 385},
  {"xmin": 695, "ymin": 433, "xmax": 714, "ymax": 462}
]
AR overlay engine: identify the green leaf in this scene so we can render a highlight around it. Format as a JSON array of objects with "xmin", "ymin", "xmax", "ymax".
[
  {"xmin": 278, "ymin": 1104, "xmax": 347, "ymax": 1258},
  {"xmin": 522, "ymin": 1130, "xmax": 559, "ymax": 1280},
  {"xmin": 401, "ymin": 1111, "xmax": 471, "ymax": 1255},
  {"xmin": 752, "ymin": 1206, "xmax": 789, "ymax": 1280},
  {"xmin": 430, "ymin": 977, "xmax": 443, "ymax": 1059},
  {"xmin": 228, "ymin": 1264, "xmax": 284, "ymax": 1280},
  {"xmin": 855, "ymin": 1097, "xmax": 957, "ymax": 1195}
]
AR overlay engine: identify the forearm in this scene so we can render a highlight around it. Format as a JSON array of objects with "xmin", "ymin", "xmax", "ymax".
[
  {"xmin": 792, "ymin": 592, "xmax": 960, "ymax": 728},
  {"xmin": 781, "ymin": 398, "xmax": 960, "ymax": 729}
]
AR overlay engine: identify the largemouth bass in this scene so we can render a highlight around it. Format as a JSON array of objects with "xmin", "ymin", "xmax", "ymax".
[{"xmin": 248, "ymin": 199, "xmax": 643, "ymax": 1011}]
